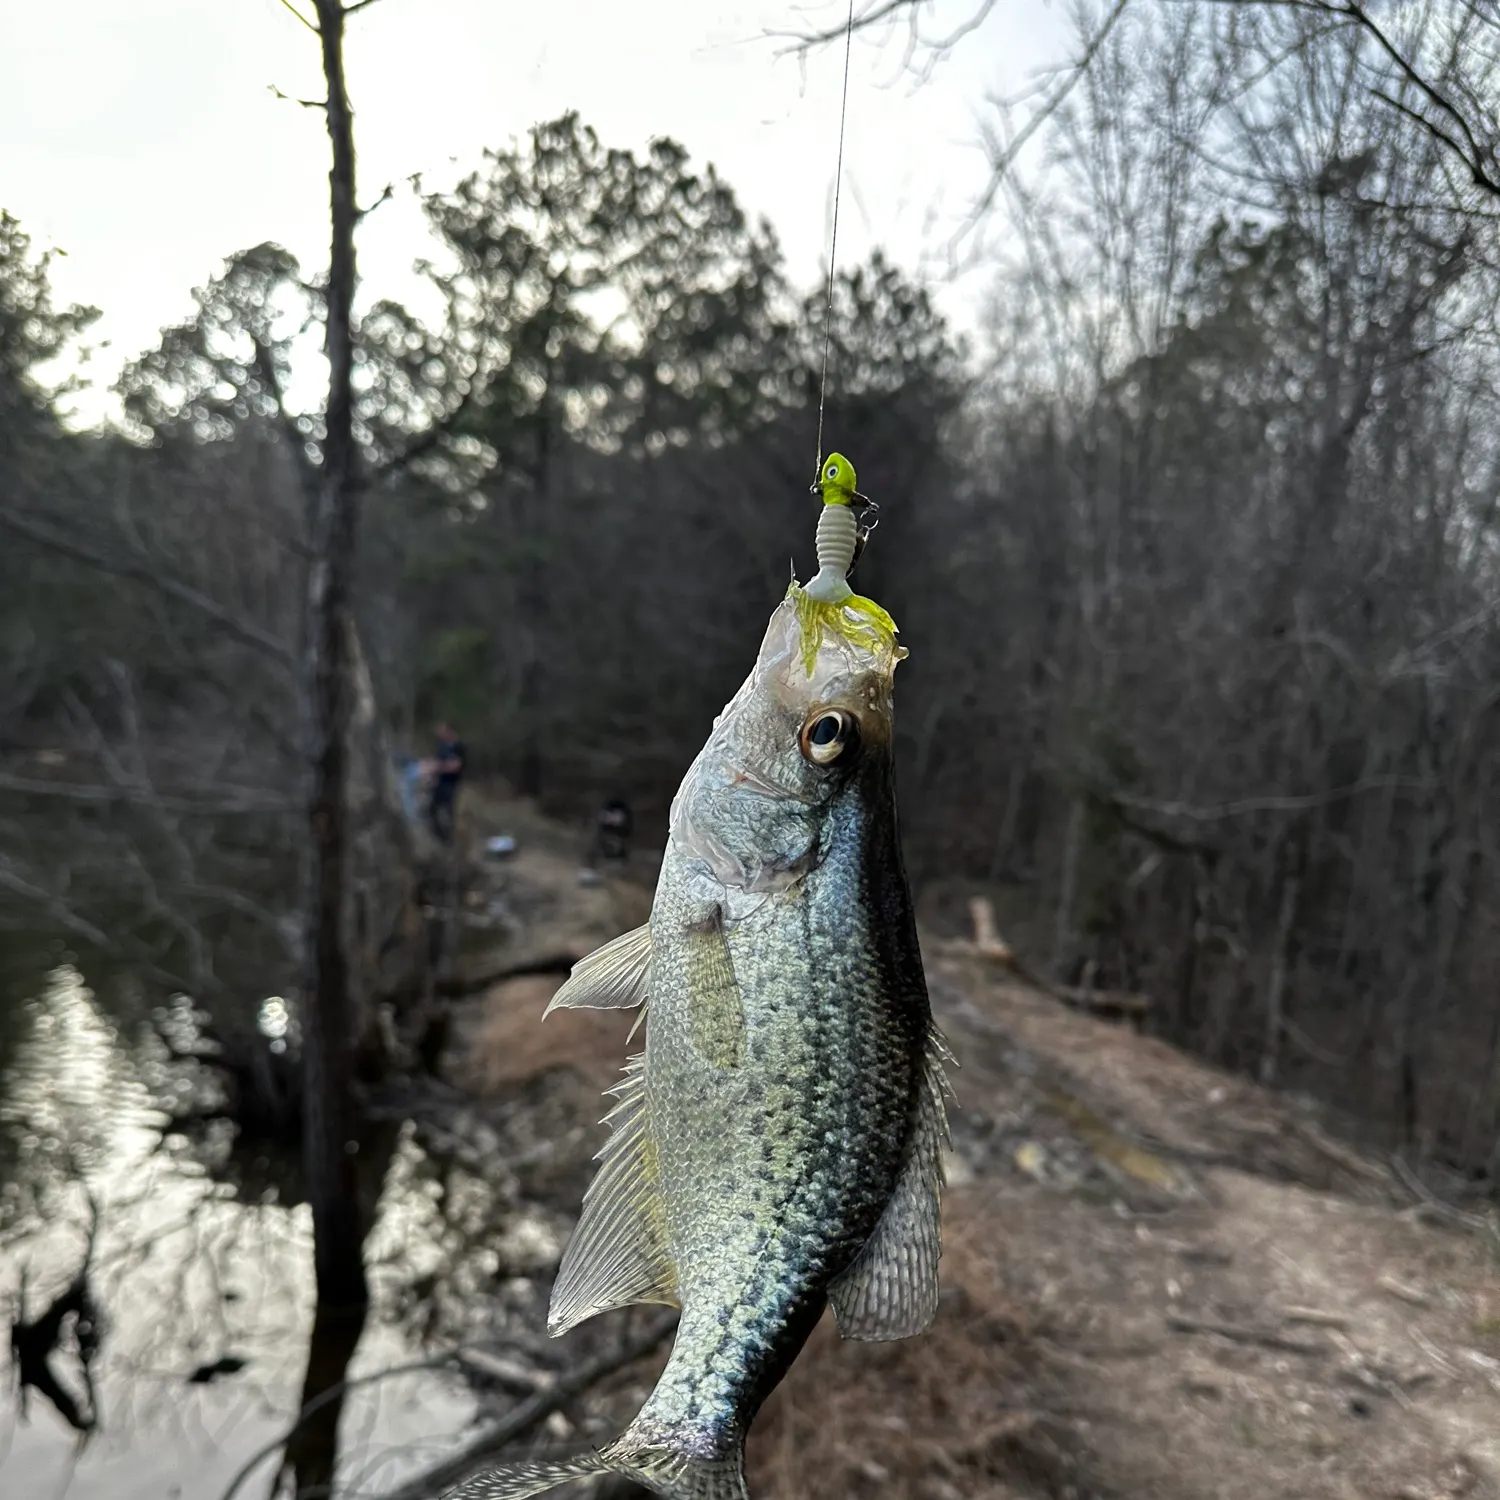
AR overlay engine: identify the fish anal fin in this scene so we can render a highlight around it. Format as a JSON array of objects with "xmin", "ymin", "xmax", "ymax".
[
  {"xmin": 829, "ymin": 1027, "xmax": 954, "ymax": 1342},
  {"xmin": 547, "ymin": 1054, "xmax": 679, "ymax": 1336},
  {"xmin": 544, "ymin": 923, "xmax": 652, "ymax": 1015},
  {"xmin": 440, "ymin": 1455, "xmax": 608, "ymax": 1499},
  {"xmin": 686, "ymin": 907, "xmax": 744, "ymax": 1070}
]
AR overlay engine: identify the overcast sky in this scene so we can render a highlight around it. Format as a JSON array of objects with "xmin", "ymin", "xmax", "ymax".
[{"xmin": 1, "ymin": 0, "xmax": 1070, "ymax": 423}]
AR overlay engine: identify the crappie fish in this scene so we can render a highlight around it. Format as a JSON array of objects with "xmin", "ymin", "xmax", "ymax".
[{"xmin": 449, "ymin": 577, "xmax": 951, "ymax": 1500}]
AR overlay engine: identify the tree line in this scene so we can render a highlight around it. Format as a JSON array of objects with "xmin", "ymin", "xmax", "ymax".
[{"xmin": 3, "ymin": 0, "xmax": 1499, "ymax": 1201}]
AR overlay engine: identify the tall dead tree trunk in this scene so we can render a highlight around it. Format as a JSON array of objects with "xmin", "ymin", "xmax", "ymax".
[
  {"xmin": 516, "ymin": 334, "xmax": 558, "ymax": 801},
  {"xmin": 1051, "ymin": 796, "xmax": 1084, "ymax": 983},
  {"xmin": 1259, "ymin": 867, "xmax": 1300, "ymax": 1087},
  {"xmin": 302, "ymin": 0, "xmax": 367, "ymax": 1312}
]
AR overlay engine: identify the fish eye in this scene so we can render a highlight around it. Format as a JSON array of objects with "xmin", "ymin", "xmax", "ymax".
[
  {"xmin": 799, "ymin": 708, "xmax": 859, "ymax": 767},
  {"xmin": 825, "ymin": 461, "xmax": 839, "ymax": 480}
]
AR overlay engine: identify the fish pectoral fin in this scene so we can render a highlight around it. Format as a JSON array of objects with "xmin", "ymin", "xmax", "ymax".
[
  {"xmin": 544, "ymin": 923, "xmax": 652, "ymax": 1015},
  {"xmin": 829, "ymin": 1026, "xmax": 954, "ymax": 1342},
  {"xmin": 686, "ymin": 906, "xmax": 745, "ymax": 1070},
  {"xmin": 547, "ymin": 1054, "xmax": 679, "ymax": 1336}
]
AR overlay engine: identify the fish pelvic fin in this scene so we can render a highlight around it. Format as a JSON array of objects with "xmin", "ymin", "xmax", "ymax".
[{"xmin": 441, "ymin": 1444, "xmax": 747, "ymax": 1500}]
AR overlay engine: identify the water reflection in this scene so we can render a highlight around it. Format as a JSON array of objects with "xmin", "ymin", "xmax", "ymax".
[
  {"xmin": 11, "ymin": 1249, "xmax": 102, "ymax": 1435},
  {"xmin": 0, "ymin": 968, "xmax": 488, "ymax": 1499}
]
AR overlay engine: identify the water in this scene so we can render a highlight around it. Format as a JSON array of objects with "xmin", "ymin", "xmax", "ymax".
[{"xmin": 0, "ymin": 967, "xmax": 499, "ymax": 1500}]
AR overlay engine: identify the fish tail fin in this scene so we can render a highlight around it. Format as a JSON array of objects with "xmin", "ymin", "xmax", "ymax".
[
  {"xmin": 604, "ymin": 1439, "xmax": 748, "ymax": 1500},
  {"xmin": 439, "ymin": 1442, "xmax": 747, "ymax": 1500}
]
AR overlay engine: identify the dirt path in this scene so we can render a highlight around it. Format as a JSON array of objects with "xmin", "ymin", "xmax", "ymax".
[
  {"xmin": 748, "ymin": 954, "xmax": 1500, "ymax": 1499},
  {"xmin": 444, "ymin": 798, "xmax": 1500, "ymax": 1500}
]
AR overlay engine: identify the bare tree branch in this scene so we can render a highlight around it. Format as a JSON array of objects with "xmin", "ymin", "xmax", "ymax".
[
  {"xmin": 784, "ymin": 0, "xmax": 920, "ymax": 48},
  {"xmin": 1109, "ymin": 776, "xmax": 1438, "ymax": 824},
  {"xmin": 785, "ymin": 0, "xmax": 1133, "ymax": 253},
  {"xmin": 795, "ymin": 0, "xmax": 1500, "ymax": 214},
  {"xmin": 274, "ymin": 0, "xmax": 320, "ymax": 35},
  {"xmin": 269, "ymin": 84, "xmax": 329, "ymax": 110},
  {"xmin": 216, "ymin": 1350, "xmax": 468, "ymax": 1500},
  {"xmin": 0, "ymin": 770, "xmax": 296, "ymax": 815},
  {"xmin": 1371, "ymin": 85, "xmax": 1500, "ymax": 196},
  {"xmin": 356, "ymin": 182, "xmax": 396, "ymax": 220},
  {"xmin": 1298, "ymin": 0, "xmax": 1498, "ymax": 194},
  {"xmin": 376, "ymin": 1313, "xmax": 678, "ymax": 1500},
  {"xmin": 968, "ymin": 0, "xmax": 1133, "ymax": 232},
  {"xmin": 1187, "ymin": 0, "xmax": 1500, "ymax": 198},
  {"xmin": 0, "ymin": 506, "xmax": 296, "ymax": 667},
  {"xmin": 0, "ymin": 854, "xmax": 205, "ymax": 995}
]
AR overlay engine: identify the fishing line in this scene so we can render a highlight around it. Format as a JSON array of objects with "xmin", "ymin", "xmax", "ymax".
[{"xmin": 814, "ymin": 0, "xmax": 857, "ymax": 477}]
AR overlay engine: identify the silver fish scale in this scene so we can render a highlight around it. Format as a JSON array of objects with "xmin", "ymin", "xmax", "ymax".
[{"xmin": 627, "ymin": 768, "xmax": 926, "ymax": 1461}]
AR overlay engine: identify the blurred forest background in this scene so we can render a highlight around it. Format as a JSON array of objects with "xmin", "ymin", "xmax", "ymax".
[
  {"xmin": 3, "ymin": 0, "xmax": 1500, "ymax": 1493},
  {"xmin": 7, "ymin": 0, "xmax": 1499, "ymax": 1172}
]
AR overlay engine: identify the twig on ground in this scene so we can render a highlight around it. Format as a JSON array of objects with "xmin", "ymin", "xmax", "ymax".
[
  {"xmin": 1376, "ymin": 1274, "xmax": 1430, "ymax": 1308},
  {"xmin": 1390, "ymin": 1154, "xmax": 1494, "ymax": 1239},
  {"xmin": 1285, "ymin": 1116, "xmax": 1390, "ymax": 1185},
  {"xmin": 1280, "ymin": 1306, "xmax": 1350, "ymax": 1329},
  {"xmin": 1406, "ymin": 1324, "xmax": 1458, "ymax": 1378},
  {"xmin": 1166, "ymin": 1314, "xmax": 1325, "ymax": 1356}
]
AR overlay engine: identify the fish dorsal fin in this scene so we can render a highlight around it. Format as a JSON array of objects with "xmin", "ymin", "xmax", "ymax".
[
  {"xmin": 685, "ymin": 907, "xmax": 745, "ymax": 1071},
  {"xmin": 544, "ymin": 924, "xmax": 652, "ymax": 1015},
  {"xmin": 547, "ymin": 1054, "xmax": 679, "ymax": 1336},
  {"xmin": 828, "ymin": 1027, "xmax": 954, "ymax": 1342}
]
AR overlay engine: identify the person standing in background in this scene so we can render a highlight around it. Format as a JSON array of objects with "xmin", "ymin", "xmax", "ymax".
[
  {"xmin": 594, "ymin": 796, "xmax": 632, "ymax": 864},
  {"xmin": 577, "ymin": 795, "xmax": 633, "ymax": 885},
  {"xmin": 428, "ymin": 722, "xmax": 466, "ymax": 845}
]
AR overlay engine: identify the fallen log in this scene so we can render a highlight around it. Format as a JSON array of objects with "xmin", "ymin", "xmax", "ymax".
[
  {"xmin": 956, "ymin": 898, "xmax": 1151, "ymax": 1024},
  {"xmin": 1054, "ymin": 985, "xmax": 1152, "ymax": 1020}
]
